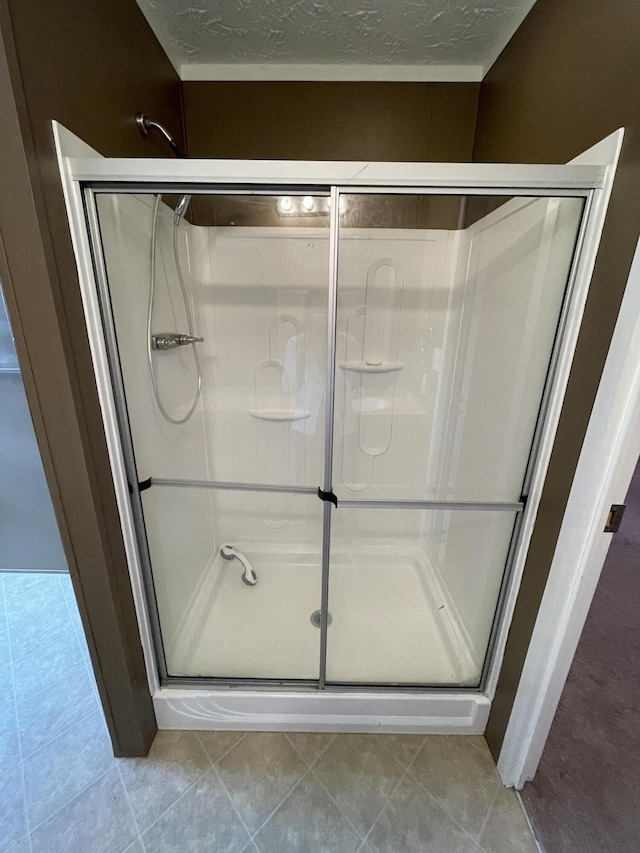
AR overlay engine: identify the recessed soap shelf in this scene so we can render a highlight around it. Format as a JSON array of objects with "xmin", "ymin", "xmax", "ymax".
[{"xmin": 338, "ymin": 361, "xmax": 404, "ymax": 374}]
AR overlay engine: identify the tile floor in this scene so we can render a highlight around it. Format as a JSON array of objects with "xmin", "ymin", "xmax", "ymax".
[{"xmin": 0, "ymin": 572, "xmax": 539, "ymax": 853}]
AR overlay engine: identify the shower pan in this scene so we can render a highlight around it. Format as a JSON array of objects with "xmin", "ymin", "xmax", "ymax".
[{"xmin": 56, "ymin": 124, "xmax": 618, "ymax": 732}]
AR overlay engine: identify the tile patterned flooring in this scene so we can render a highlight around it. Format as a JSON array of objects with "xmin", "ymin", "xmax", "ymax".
[{"xmin": 0, "ymin": 572, "xmax": 539, "ymax": 852}]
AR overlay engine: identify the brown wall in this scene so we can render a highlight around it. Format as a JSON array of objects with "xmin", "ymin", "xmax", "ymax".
[
  {"xmin": 473, "ymin": 0, "xmax": 640, "ymax": 756},
  {"xmin": 0, "ymin": 0, "xmax": 184, "ymax": 755},
  {"xmin": 184, "ymin": 82, "xmax": 479, "ymax": 161},
  {"xmin": 185, "ymin": 81, "xmax": 479, "ymax": 231}
]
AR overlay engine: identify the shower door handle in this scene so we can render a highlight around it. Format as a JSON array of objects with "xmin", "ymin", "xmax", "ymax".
[{"xmin": 152, "ymin": 333, "xmax": 204, "ymax": 350}]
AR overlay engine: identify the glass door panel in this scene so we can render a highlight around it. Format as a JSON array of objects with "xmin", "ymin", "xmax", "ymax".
[
  {"xmin": 325, "ymin": 505, "xmax": 518, "ymax": 686},
  {"xmin": 332, "ymin": 193, "xmax": 585, "ymax": 503},
  {"xmin": 143, "ymin": 486, "xmax": 324, "ymax": 679},
  {"xmin": 92, "ymin": 190, "xmax": 331, "ymax": 682}
]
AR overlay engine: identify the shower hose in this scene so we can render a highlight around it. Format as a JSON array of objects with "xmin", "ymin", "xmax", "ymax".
[{"xmin": 147, "ymin": 194, "xmax": 202, "ymax": 424}]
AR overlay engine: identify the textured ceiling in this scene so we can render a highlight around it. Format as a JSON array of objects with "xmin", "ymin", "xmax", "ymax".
[{"xmin": 136, "ymin": 0, "xmax": 537, "ymax": 80}]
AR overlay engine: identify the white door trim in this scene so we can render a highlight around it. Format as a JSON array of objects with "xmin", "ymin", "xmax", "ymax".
[{"xmin": 498, "ymin": 130, "xmax": 640, "ymax": 788}]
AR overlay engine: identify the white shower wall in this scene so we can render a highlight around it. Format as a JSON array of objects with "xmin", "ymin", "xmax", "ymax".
[
  {"xmin": 429, "ymin": 196, "xmax": 584, "ymax": 662},
  {"xmin": 195, "ymin": 225, "xmax": 330, "ymax": 545},
  {"xmin": 334, "ymin": 228, "xmax": 463, "ymax": 501}
]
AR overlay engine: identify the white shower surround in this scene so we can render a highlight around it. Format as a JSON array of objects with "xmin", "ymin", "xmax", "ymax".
[{"xmin": 55, "ymin": 124, "xmax": 615, "ymax": 734}]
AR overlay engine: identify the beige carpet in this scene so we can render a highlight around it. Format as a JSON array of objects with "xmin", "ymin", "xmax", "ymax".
[{"xmin": 521, "ymin": 459, "xmax": 640, "ymax": 852}]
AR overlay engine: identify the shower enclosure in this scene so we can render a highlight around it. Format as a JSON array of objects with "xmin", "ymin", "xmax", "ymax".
[{"xmin": 58, "ymin": 131, "xmax": 614, "ymax": 731}]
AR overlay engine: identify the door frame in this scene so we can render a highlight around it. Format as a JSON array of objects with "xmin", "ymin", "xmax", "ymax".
[
  {"xmin": 0, "ymin": 32, "xmax": 156, "ymax": 756},
  {"xmin": 498, "ymin": 129, "xmax": 636, "ymax": 788},
  {"xmin": 55, "ymin": 122, "xmax": 618, "ymax": 732}
]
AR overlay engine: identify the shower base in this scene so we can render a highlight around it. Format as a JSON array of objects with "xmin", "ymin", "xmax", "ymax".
[{"xmin": 166, "ymin": 544, "xmax": 479, "ymax": 686}]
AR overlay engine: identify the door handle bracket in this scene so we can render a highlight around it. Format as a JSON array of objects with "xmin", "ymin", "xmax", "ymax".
[{"xmin": 317, "ymin": 488, "xmax": 338, "ymax": 507}]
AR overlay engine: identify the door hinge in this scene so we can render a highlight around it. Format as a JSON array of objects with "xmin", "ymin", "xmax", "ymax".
[{"xmin": 604, "ymin": 504, "xmax": 625, "ymax": 533}]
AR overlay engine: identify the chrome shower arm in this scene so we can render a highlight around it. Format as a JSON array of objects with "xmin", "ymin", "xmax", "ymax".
[{"xmin": 136, "ymin": 113, "xmax": 185, "ymax": 158}]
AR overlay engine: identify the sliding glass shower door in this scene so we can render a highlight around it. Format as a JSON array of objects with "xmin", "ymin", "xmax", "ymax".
[
  {"xmin": 92, "ymin": 191, "xmax": 330, "ymax": 680},
  {"xmin": 326, "ymin": 192, "xmax": 585, "ymax": 686},
  {"xmin": 88, "ymin": 184, "xmax": 586, "ymax": 689}
]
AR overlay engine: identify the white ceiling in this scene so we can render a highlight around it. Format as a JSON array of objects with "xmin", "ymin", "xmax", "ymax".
[{"xmin": 136, "ymin": 0, "xmax": 537, "ymax": 82}]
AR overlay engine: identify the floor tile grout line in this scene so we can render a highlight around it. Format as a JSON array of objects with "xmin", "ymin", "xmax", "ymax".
[
  {"xmin": 409, "ymin": 734, "xmax": 427, "ymax": 762},
  {"xmin": 467, "ymin": 735, "xmax": 492, "ymax": 755},
  {"xmin": 17, "ymin": 679, "xmax": 98, "ymax": 761},
  {"xmin": 1, "ymin": 572, "xmax": 64, "ymax": 605},
  {"xmin": 132, "ymin": 764, "xmax": 216, "ymax": 842},
  {"xmin": 19, "ymin": 705, "xmax": 105, "ymax": 772},
  {"xmin": 72, "ymin": 614, "xmax": 100, "ymax": 701},
  {"xmin": 8, "ymin": 624, "xmax": 82, "ymax": 670},
  {"xmin": 283, "ymin": 731, "xmax": 337, "ymax": 769},
  {"xmin": 61, "ymin": 580, "xmax": 79, "ymax": 624},
  {"xmin": 212, "ymin": 733, "xmax": 335, "ymax": 842},
  {"xmin": 25, "ymin": 765, "xmax": 114, "ymax": 839},
  {"xmin": 373, "ymin": 733, "xmax": 425, "ymax": 773},
  {"xmin": 5, "ymin": 578, "xmax": 72, "ymax": 614},
  {"xmin": 22, "ymin": 718, "xmax": 116, "ymax": 840},
  {"xmin": 17, "ymin": 750, "xmax": 31, "ymax": 849},
  {"xmin": 57, "ymin": 573, "xmax": 72, "ymax": 600},
  {"xmin": 360, "ymin": 761, "xmax": 417, "ymax": 847},
  {"xmin": 209, "ymin": 762, "xmax": 256, "ymax": 843},
  {"xmin": 60, "ymin": 578, "xmax": 85, "ymax": 639},
  {"xmin": 14, "ymin": 660, "xmax": 89, "ymax": 711},
  {"xmin": 246, "ymin": 764, "xmax": 315, "ymax": 842},
  {"xmin": 8, "ymin": 625, "xmax": 81, "ymax": 670},
  {"xmin": 0, "ymin": 573, "xmax": 5, "ymax": 626},
  {"xmin": 70, "ymin": 602, "xmax": 100, "ymax": 701},
  {"xmin": 516, "ymin": 789, "xmax": 545, "ymax": 852},
  {"xmin": 475, "ymin": 781, "xmax": 500, "ymax": 843},
  {"xmin": 5, "ymin": 583, "xmax": 75, "ymax": 641},
  {"xmin": 2, "ymin": 573, "xmax": 97, "ymax": 853},
  {"xmin": 114, "ymin": 762, "xmax": 145, "ymax": 852},
  {"xmin": 307, "ymin": 766, "xmax": 372, "ymax": 846},
  {"xmin": 6, "ymin": 606, "xmax": 72, "ymax": 635},
  {"xmin": 2, "ymin": 569, "xmax": 24, "ymax": 768},
  {"xmin": 394, "ymin": 738, "xmax": 496, "ymax": 848},
  {"xmin": 307, "ymin": 736, "xmax": 422, "ymax": 847},
  {"xmin": 193, "ymin": 731, "xmax": 252, "ymax": 842},
  {"xmin": 403, "ymin": 760, "xmax": 498, "ymax": 848},
  {"xmin": 195, "ymin": 730, "xmax": 248, "ymax": 766}
]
